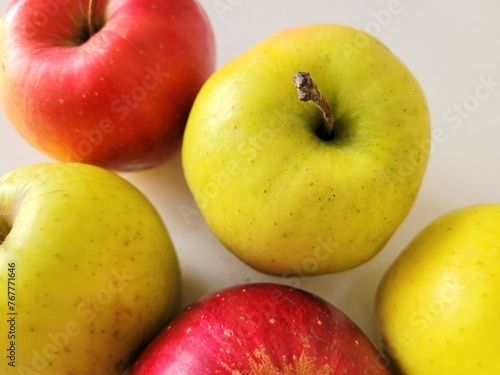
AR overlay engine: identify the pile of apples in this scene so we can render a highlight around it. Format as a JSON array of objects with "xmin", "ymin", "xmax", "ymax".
[{"xmin": 0, "ymin": 1, "xmax": 499, "ymax": 374}]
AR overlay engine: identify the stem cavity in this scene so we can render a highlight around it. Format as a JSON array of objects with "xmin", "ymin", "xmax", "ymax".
[{"xmin": 293, "ymin": 72, "xmax": 335, "ymax": 141}]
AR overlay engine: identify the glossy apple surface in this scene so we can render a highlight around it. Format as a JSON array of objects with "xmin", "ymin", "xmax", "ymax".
[
  {"xmin": 376, "ymin": 204, "xmax": 500, "ymax": 375},
  {"xmin": 130, "ymin": 283, "xmax": 390, "ymax": 374},
  {"xmin": 0, "ymin": 163, "xmax": 181, "ymax": 374},
  {"xmin": 182, "ymin": 24, "xmax": 430, "ymax": 275},
  {"xmin": 0, "ymin": 0, "xmax": 215, "ymax": 171}
]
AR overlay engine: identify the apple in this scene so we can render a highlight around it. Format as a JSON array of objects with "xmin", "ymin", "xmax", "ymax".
[
  {"xmin": 375, "ymin": 204, "xmax": 500, "ymax": 375},
  {"xmin": 0, "ymin": 163, "xmax": 181, "ymax": 375},
  {"xmin": 182, "ymin": 24, "xmax": 430, "ymax": 275},
  {"xmin": 0, "ymin": 0, "xmax": 215, "ymax": 171},
  {"xmin": 129, "ymin": 282, "xmax": 390, "ymax": 374}
]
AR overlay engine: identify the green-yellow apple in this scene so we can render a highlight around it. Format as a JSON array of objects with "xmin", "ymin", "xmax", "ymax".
[
  {"xmin": 182, "ymin": 24, "xmax": 431, "ymax": 275},
  {"xmin": 0, "ymin": 0, "xmax": 215, "ymax": 171},
  {"xmin": 0, "ymin": 163, "xmax": 181, "ymax": 375},
  {"xmin": 375, "ymin": 204, "xmax": 500, "ymax": 375}
]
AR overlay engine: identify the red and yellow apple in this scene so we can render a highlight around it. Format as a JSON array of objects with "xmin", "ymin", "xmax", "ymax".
[
  {"xmin": 130, "ymin": 283, "xmax": 390, "ymax": 374},
  {"xmin": 0, "ymin": 0, "xmax": 215, "ymax": 171}
]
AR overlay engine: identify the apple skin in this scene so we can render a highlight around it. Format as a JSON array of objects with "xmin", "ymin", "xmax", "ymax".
[
  {"xmin": 375, "ymin": 204, "xmax": 500, "ymax": 375},
  {"xmin": 0, "ymin": 163, "xmax": 181, "ymax": 374},
  {"xmin": 0, "ymin": 0, "xmax": 215, "ymax": 171},
  {"xmin": 129, "ymin": 283, "xmax": 390, "ymax": 375},
  {"xmin": 182, "ymin": 24, "xmax": 430, "ymax": 275}
]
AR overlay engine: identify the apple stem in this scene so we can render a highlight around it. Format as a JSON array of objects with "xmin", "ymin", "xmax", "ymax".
[
  {"xmin": 293, "ymin": 72, "xmax": 334, "ymax": 140},
  {"xmin": 88, "ymin": 0, "xmax": 98, "ymax": 38}
]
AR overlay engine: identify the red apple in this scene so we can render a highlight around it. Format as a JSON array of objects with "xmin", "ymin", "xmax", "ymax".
[
  {"xmin": 129, "ymin": 283, "xmax": 390, "ymax": 374},
  {"xmin": 0, "ymin": 0, "xmax": 215, "ymax": 171}
]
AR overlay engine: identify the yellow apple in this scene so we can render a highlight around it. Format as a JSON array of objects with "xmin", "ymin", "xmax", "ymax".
[
  {"xmin": 376, "ymin": 204, "xmax": 500, "ymax": 374},
  {"xmin": 182, "ymin": 24, "xmax": 430, "ymax": 275},
  {"xmin": 0, "ymin": 163, "xmax": 181, "ymax": 375}
]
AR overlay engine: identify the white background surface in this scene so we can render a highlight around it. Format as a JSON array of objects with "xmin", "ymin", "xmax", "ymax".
[{"xmin": 1, "ymin": 0, "xmax": 500, "ymax": 350}]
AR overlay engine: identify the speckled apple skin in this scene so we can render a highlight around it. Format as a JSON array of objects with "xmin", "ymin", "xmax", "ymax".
[
  {"xmin": 376, "ymin": 204, "xmax": 500, "ymax": 375},
  {"xmin": 183, "ymin": 24, "xmax": 431, "ymax": 275},
  {"xmin": 0, "ymin": 0, "xmax": 215, "ymax": 171},
  {"xmin": 130, "ymin": 283, "xmax": 390, "ymax": 374},
  {"xmin": 0, "ymin": 163, "xmax": 181, "ymax": 374}
]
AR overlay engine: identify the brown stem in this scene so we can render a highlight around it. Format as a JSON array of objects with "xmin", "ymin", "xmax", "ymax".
[
  {"xmin": 293, "ymin": 72, "xmax": 334, "ymax": 140},
  {"xmin": 88, "ymin": 0, "xmax": 98, "ymax": 38},
  {"xmin": 0, "ymin": 231, "xmax": 6, "ymax": 245}
]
